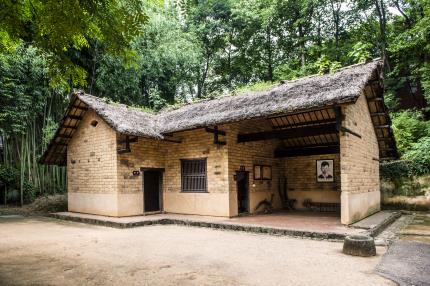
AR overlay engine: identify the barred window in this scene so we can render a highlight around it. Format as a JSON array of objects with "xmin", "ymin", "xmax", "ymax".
[{"xmin": 181, "ymin": 159, "xmax": 207, "ymax": 192}]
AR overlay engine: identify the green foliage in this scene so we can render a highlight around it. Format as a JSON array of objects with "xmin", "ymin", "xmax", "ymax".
[
  {"xmin": 0, "ymin": 164, "xmax": 19, "ymax": 190},
  {"xmin": 94, "ymin": 5, "xmax": 201, "ymax": 108},
  {"xmin": 347, "ymin": 42, "xmax": 372, "ymax": 63},
  {"xmin": 42, "ymin": 118, "xmax": 59, "ymax": 149},
  {"xmin": 314, "ymin": 55, "xmax": 342, "ymax": 74},
  {"xmin": 0, "ymin": 164, "xmax": 38, "ymax": 203},
  {"xmin": 22, "ymin": 180, "xmax": 38, "ymax": 203},
  {"xmin": 380, "ymin": 137, "xmax": 430, "ymax": 181},
  {"xmin": 403, "ymin": 137, "xmax": 430, "ymax": 175},
  {"xmin": 380, "ymin": 160, "xmax": 414, "ymax": 180},
  {"xmin": 0, "ymin": 45, "xmax": 51, "ymax": 134},
  {"xmin": 391, "ymin": 110, "xmax": 430, "ymax": 155},
  {"xmin": 389, "ymin": 0, "xmax": 430, "ymax": 103},
  {"xmin": 0, "ymin": 0, "xmax": 150, "ymax": 88}
]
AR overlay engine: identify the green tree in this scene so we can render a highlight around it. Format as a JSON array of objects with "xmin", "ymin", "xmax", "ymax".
[{"xmin": 0, "ymin": 0, "xmax": 149, "ymax": 88}]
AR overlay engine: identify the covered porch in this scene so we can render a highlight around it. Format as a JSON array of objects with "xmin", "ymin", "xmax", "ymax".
[{"xmin": 234, "ymin": 106, "xmax": 343, "ymax": 214}]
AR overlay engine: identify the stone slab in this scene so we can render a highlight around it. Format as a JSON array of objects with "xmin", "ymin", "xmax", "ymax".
[{"xmin": 351, "ymin": 211, "xmax": 401, "ymax": 236}]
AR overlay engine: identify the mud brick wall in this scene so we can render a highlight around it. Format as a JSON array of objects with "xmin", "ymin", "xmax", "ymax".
[
  {"xmin": 67, "ymin": 111, "xmax": 119, "ymax": 216},
  {"xmin": 117, "ymin": 128, "xmax": 231, "ymax": 216},
  {"xmin": 116, "ymin": 137, "xmax": 167, "ymax": 216},
  {"xmin": 162, "ymin": 128, "xmax": 230, "ymax": 216},
  {"xmin": 283, "ymin": 154, "xmax": 341, "ymax": 210},
  {"xmin": 340, "ymin": 93, "xmax": 381, "ymax": 224}
]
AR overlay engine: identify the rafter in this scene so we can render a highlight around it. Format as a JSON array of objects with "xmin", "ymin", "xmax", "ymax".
[{"xmin": 237, "ymin": 123, "xmax": 337, "ymax": 143}]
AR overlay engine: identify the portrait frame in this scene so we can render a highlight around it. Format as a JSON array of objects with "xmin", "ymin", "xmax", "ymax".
[{"xmin": 316, "ymin": 159, "xmax": 334, "ymax": 183}]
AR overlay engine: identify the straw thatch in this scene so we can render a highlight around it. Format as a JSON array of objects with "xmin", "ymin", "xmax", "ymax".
[
  {"xmin": 157, "ymin": 60, "xmax": 381, "ymax": 134},
  {"xmin": 76, "ymin": 59, "xmax": 381, "ymax": 138},
  {"xmin": 77, "ymin": 95, "xmax": 161, "ymax": 138}
]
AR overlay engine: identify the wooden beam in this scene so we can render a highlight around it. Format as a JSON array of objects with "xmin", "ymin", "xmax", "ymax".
[
  {"xmin": 380, "ymin": 157, "xmax": 398, "ymax": 161},
  {"xmin": 67, "ymin": 115, "xmax": 83, "ymax": 120},
  {"xmin": 237, "ymin": 123, "xmax": 337, "ymax": 143},
  {"xmin": 272, "ymin": 118, "xmax": 337, "ymax": 129},
  {"xmin": 334, "ymin": 106, "xmax": 343, "ymax": 131},
  {"xmin": 375, "ymin": 125, "xmax": 390, "ymax": 129},
  {"xmin": 57, "ymin": 134, "xmax": 72, "ymax": 139},
  {"xmin": 370, "ymin": 112, "xmax": 387, "ymax": 116},
  {"xmin": 206, "ymin": 126, "xmax": 226, "ymax": 145},
  {"xmin": 61, "ymin": 125, "xmax": 77, "ymax": 129},
  {"xmin": 162, "ymin": 138, "xmax": 182, "ymax": 143},
  {"xmin": 340, "ymin": 126, "xmax": 362, "ymax": 138},
  {"xmin": 275, "ymin": 144, "xmax": 340, "ymax": 157},
  {"xmin": 72, "ymin": 105, "xmax": 88, "ymax": 111},
  {"xmin": 117, "ymin": 148, "xmax": 131, "ymax": 154},
  {"xmin": 368, "ymin": 97, "xmax": 384, "ymax": 102},
  {"xmin": 205, "ymin": 127, "xmax": 226, "ymax": 136},
  {"xmin": 117, "ymin": 137, "xmax": 138, "ymax": 144}
]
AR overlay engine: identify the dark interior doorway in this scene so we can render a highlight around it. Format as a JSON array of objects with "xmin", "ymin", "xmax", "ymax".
[
  {"xmin": 143, "ymin": 170, "xmax": 162, "ymax": 212},
  {"xmin": 236, "ymin": 171, "xmax": 249, "ymax": 214}
]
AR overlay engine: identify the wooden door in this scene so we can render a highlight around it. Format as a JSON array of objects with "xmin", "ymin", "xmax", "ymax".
[
  {"xmin": 144, "ymin": 171, "xmax": 161, "ymax": 212},
  {"xmin": 236, "ymin": 171, "xmax": 249, "ymax": 213}
]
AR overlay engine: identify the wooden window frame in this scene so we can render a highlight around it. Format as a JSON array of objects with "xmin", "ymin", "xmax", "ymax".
[{"xmin": 181, "ymin": 158, "xmax": 208, "ymax": 193}]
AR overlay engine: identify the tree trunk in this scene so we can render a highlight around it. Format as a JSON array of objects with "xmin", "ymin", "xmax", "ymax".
[
  {"xmin": 374, "ymin": 0, "xmax": 390, "ymax": 73},
  {"xmin": 298, "ymin": 25, "xmax": 306, "ymax": 68},
  {"xmin": 266, "ymin": 26, "xmax": 273, "ymax": 82},
  {"xmin": 330, "ymin": 0, "xmax": 341, "ymax": 60}
]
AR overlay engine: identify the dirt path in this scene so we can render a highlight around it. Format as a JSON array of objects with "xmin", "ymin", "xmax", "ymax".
[{"xmin": 0, "ymin": 216, "xmax": 394, "ymax": 286}]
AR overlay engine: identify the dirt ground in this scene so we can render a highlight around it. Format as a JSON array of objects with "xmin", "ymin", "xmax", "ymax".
[{"xmin": 0, "ymin": 216, "xmax": 394, "ymax": 286}]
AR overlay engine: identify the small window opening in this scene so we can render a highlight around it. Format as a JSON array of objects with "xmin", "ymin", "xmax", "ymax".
[
  {"xmin": 90, "ymin": 120, "xmax": 98, "ymax": 127},
  {"xmin": 181, "ymin": 159, "xmax": 207, "ymax": 192}
]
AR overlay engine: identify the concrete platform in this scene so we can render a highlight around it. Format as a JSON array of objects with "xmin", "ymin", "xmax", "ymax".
[{"xmin": 50, "ymin": 211, "xmax": 379, "ymax": 240}]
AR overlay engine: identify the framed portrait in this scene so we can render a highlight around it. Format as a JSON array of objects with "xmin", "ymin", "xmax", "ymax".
[
  {"xmin": 316, "ymin": 159, "xmax": 334, "ymax": 182},
  {"xmin": 262, "ymin": 166, "xmax": 272, "ymax": 180},
  {"xmin": 253, "ymin": 165, "xmax": 262, "ymax": 180}
]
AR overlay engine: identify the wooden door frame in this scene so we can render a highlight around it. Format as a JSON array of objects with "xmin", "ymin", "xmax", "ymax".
[
  {"xmin": 141, "ymin": 167, "xmax": 164, "ymax": 213},
  {"xmin": 236, "ymin": 170, "xmax": 249, "ymax": 214}
]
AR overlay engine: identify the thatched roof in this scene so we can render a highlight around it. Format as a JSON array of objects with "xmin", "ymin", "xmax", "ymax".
[
  {"xmin": 41, "ymin": 59, "xmax": 397, "ymax": 165},
  {"xmin": 156, "ymin": 60, "xmax": 381, "ymax": 134},
  {"xmin": 82, "ymin": 59, "xmax": 381, "ymax": 137},
  {"xmin": 77, "ymin": 95, "xmax": 161, "ymax": 139}
]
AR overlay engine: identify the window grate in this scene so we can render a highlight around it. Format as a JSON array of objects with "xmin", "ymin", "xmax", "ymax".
[{"xmin": 181, "ymin": 159, "xmax": 207, "ymax": 192}]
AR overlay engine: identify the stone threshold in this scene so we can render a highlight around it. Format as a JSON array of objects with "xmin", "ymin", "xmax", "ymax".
[
  {"xmin": 47, "ymin": 212, "xmax": 394, "ymax": 241},
  {"xmin": 350, "ymin": 211, "xmax": 402, "ymax": 237}
]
